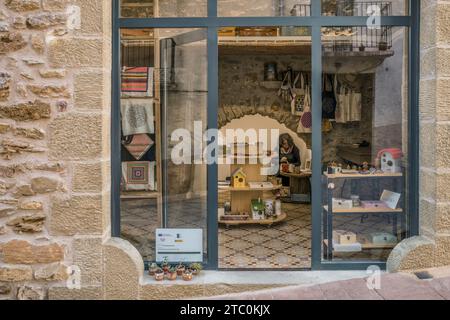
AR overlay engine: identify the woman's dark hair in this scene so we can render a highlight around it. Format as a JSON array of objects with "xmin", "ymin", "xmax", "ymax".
[{"xmin": 280, "ymin": 133, "xmax": 294, "ymax": 148}]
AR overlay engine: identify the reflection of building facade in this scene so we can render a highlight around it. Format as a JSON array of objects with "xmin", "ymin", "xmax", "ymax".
[{"xmin": 0, "ymin": 1, "xmax": 448, "ymax": 300}]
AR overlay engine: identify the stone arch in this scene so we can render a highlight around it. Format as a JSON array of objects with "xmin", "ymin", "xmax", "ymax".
[{"xmin": 218, "ymin": 104, "xmax": 301, "ymax": 134}]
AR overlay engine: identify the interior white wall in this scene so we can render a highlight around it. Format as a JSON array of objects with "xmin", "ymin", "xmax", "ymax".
[{"xmin": 219, "ymin": 114, "xmax": 310, "ymax": 180}]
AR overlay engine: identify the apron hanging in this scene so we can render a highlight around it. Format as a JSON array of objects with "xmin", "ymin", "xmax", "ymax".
[{"xmin": 322, "ymin": 74, "xmax": 336, "ymax": 119}]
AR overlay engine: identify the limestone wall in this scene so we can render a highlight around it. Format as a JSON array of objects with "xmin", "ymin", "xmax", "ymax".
[
  {"xmin": 0, "ymin": 0, "xmax": 112, "ymax": 300},
  {"xmin": 387, "ymin": 0, "xmax": 450, "ymax": 271}
]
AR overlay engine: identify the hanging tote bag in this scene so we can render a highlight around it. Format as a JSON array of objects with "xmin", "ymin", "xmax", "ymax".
[
  {"xmin": 322, "ymin": 74, "xmax": 337, "ymax": 119},
  {"xmin": 291, "ymin": 72, "xmax": 307, "ymax": 116},
  {"xmin": 297, "ymin": 85, "xmax": 312, "ymax": 134},
  {"xmin": 278, "ymin": 71, "xmax": 293, "ymax": 104}
]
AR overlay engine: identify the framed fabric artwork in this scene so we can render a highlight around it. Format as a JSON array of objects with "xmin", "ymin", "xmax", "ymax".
[
  {"xmin": 123, "ymin": 134, "xmax": 154, "ymax": 160},
  {"xmin": 121, "ymin": 161, "xmax": 156, "ymax": 191},
  {"xmin": 120, "ymin": 98, "xmax": 155, "ymax": 136},
  {"xmin": 121, "ymin": 67, "xmax": 154, "ymax": 98}
]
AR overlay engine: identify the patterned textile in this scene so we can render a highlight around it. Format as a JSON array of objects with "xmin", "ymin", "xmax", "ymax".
[
  {"xmin": 123, "ymin": 134, "xmax": 154, "ymax": 160},
  {"xmin": 121, "ymin": 67, "xmax": 154, "ymax": 97},
  {"xmin": 121, "ymin": 161, "xmax": 156, "ymax": 191},
  {"xmin": 121, "ymin": 98, "xmax": 154, "ymax": 136}
]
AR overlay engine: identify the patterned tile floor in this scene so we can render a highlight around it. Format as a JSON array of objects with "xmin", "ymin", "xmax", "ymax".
[
  {"xmin": 218, "ymin": 203, "xmax": 312, "ymax": 269},
  {"xmin": 121, "ymin": 197, "xmax": 399, "ymax": 269}
]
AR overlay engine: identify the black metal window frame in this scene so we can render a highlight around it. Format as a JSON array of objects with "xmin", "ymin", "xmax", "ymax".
[{"xmin": 111, "ymin": 0, "xmax": 420, "ymax": 270}]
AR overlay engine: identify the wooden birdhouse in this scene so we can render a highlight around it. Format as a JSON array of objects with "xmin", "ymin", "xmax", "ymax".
[
  {"xmin": 377, "ymin": 148, "xmax": 403, "ymax": 173},
  {"xmin": 231, "ymin": 167, "xmax": 247, "ymax": 188}
]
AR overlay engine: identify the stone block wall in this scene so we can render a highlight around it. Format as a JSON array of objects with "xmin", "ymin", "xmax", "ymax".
[
  {"xmin": 387, "ymin": 0, "xmax": 450, "ymax": 272},
  {"xmin": 0, "ymin": 0, "xmax": 114, "ymax": 300}
]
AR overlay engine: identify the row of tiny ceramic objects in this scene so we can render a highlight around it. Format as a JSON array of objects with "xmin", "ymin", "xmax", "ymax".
[{"xmin": 148, "ymin": 258, "xmax": 203, "ymax": 282}]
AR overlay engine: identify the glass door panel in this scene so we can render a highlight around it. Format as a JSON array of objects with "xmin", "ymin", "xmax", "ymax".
[
  {"xmin": 217, "ymin": 26, "xmax": 312, "ymax": 269},
  {"xmin": 321, "ymin": 26, "xmax": 409, "ymax": 263},
  {"xmin": 160, "ymin": 29, "xmax": 208, "ymax": 262},
  {"xmin": 119, "ymin": 28, "xmax": 208, "ymax": 264}
]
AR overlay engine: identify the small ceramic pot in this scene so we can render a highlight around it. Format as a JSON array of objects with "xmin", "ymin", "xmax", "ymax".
[
  {"xmin": 148, "ymin": 264, "xmax": 159, "ymax": 276},
  {"xmin": 191, "ymin": 269, "xmax": 199, "ymax": 276},
  {"xmin": 162, "ymin": 265, "xmax": 170, "ymax": 273},
  {"xmin": 154, "ymin": 271, "xmax": 164, "ymax": 281},
  {"xmin": 167, "ymin": 272, "xmax": 178, "ymax": 281},
  {"xmin": 183, "ymin": 270, "xmax": 193, "ymax": 281},
  {"xmin": 176, "ymin": 266, "xmax": 185, "ymax": 276}
]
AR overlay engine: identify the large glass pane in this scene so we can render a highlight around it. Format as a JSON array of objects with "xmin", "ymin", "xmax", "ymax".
[
  {"xmin": 321, "ymin": 27, "xmax": 409, "ymax": 263},
  {"xmin": 217, "ymin": 27, "xmax": 312, "ymax": 269},
  {"xmin": 322, "ymin": 0, "xmax": 408, "ymax": 16},
  {"xmin": 120, "ymin": 0, "xmax": 206, "ymax": 18},
  {"xmin": 120, "ymin": 28, "xmax": 207, "ymax": 264},
  {"xmin": 219, "ymin": 0, "xmax": 310, "ymax": 17}
]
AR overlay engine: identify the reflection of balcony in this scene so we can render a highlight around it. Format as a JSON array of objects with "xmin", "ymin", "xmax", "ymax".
[
  {"xmin": 289, "ymin": 1, "xmax": 394, "ymax": 50},
  {"xmin": 218, "ymin": 34, "xmax": 394, "ymax": 73}
]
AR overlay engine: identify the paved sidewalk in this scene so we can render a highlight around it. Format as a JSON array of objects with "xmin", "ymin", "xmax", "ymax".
[{"xmin": 207, "ymin": 268, "xmax": 450, "ymax": 300}]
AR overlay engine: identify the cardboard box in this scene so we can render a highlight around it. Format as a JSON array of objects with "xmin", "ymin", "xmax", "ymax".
[
  {"xmin": 332, "ymin": 198, "xmax": 353, "ymax": 209},
  {"xmin": 333, "ymin": 230, "xmax": 357, "ymax": 245}
]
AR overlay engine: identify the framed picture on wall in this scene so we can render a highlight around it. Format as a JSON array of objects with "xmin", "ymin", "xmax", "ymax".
[
  {"xmin": 304, "ymin": 159, "xmax": 312, "ymax": 171},
  {"xmin": 121, "ymin": 66, "xmax": 154, "ymax": 98}
]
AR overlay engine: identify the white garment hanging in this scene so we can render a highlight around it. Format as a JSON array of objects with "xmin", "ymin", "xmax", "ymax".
[{"xmin": 349, "ymin": 89, "xmax": 362, "ymax": 122}]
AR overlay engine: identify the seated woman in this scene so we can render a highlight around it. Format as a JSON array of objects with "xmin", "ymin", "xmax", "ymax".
[{"xmin": 278, "ymin": 133, "xmax": 301, "ymax": 186}]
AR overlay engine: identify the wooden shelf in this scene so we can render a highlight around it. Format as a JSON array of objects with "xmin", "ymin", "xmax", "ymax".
[
  {"xmin": 121, "ymin": 191, "xmax": 160, "ymax": 200},
  {"xmin": 219, "ymin": 36, "xmax": 395, "ymax": 57},
  {"xmin": 323, "ymin": 205, "xmax": 403, "ymax": 214},
  {"xmin": 280, "ymin": 172, "xmax": 312, "ymax": 178},
  {"xmin": 323, "ymin": 240, "xmax": 397, "ymax": 250},
  {"xmin": 324, "ymin": 172, "xmax": 403, "ymax": 179},
  {"xmin": 219, "ymin": 212, "xmax": 287, "ymax": 227},
  {"xmin": 219, "ymin": 185, "xmax": 282, "ymax": 192}
]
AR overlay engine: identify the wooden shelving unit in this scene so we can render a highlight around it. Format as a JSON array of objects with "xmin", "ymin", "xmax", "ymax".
[
  {"xmin": 219, "ymin": 185, "xmax": 282, "ymax": 192},
  {"xmin": 322, "ymin": 172, "xmax": 404, "ymax": 261},
  {"xmin": 323, "ymin": 206, "xmax": 403, "ymax": 214},
  {"xmin": 121, "ymin": 191, "xmax": 160, "ymax": 200},
  {"xmin": 220, "ymin": 212, "xmax": 287, "ymax": 228},
  {"xmin": 323, "ymin": 172, "xmax": 403, "ymax": 179},
  {"xmin": 218, "ymin": 154, "xmax": 286, "ymax": 227},
  {"xmin": 323, "ymin": 239, "xmax": 397, "ymax": 251}
]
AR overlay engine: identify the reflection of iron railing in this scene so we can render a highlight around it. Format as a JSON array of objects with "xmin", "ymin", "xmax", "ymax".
[{"xmin": 289, "ymin": 1, "xmax": 393, "ymax": 51}]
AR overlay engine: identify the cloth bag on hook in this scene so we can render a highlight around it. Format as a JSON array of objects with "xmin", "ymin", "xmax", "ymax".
[
  {"xmin": 291, "ymin": 72, "xmax": 309, "ymax": 116},
  {"xmin": 297, "ymin": 85, "xmax": 312, "ymax": 134},
  {"xmin": 278, "ymin": 71, "xmax": 293, "ymax": 104}
]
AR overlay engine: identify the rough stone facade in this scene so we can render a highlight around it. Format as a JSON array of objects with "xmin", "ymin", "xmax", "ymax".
[
  {"xmin": 0, "ymin": 0, "xmax": 448, "ymax": 300},
  {"xmin": 387, "ymin": 0, "xmax": 450, "ymax": 272},
  {"xmin": 0, "ymin": 0, "xmax": 113, "ymax": 300}
]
